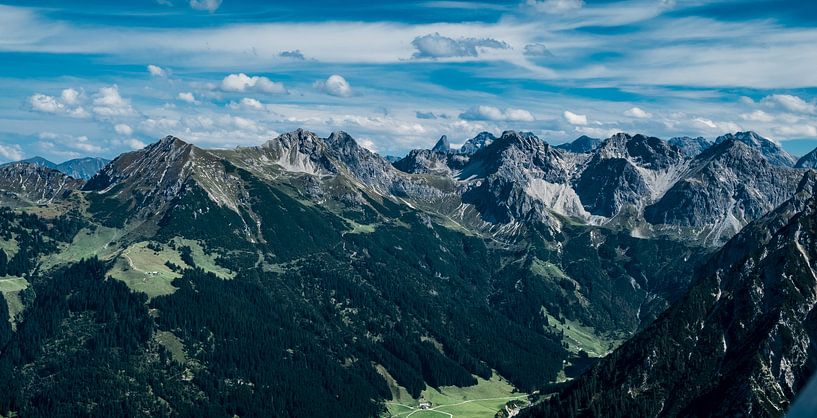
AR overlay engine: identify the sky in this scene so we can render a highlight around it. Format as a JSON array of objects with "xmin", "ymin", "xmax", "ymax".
[{"xmin": 1, "ymin": 0, "xmax": 817, "ymax": 162}]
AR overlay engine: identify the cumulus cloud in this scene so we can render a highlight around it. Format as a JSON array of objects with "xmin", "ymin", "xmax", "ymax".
[
  {"xmin": 177, "ymin": 92, "xmax": 200, "ymax": 104},
  {"xmin": 762, "ymin": 94, "xmax": 816, "ymax": 114},
  {"xmin": 60, "ymin": 88, "xmax": 80, "ymax": 105},
  {"xmin": 125, "ymin": 138, "xmax": 147, "ymax": 150},
  {"xmin": 314, "ymin": 74, "xmax": 353, "ymax": 97},
  {"xmin": 624, "ymin": 107, "xmax": 652, "ymax": 119},
  {"xmin": 411, "ymin": 33, "xmax": 510, "ymax": 59},
  {"xmin": 523, "ymin": 43, "xmax": 553, "ymax": 57},
  {"xmin": 114, "ymin": 123, "xmax": 133, "ymax": 136},
  {"xmin": 234, "ymin": 97, "xmax": 264, "ymax": 110},
  {"xmin": 92, "ymin": 85, "xmax": 135, "ymax": 117},
  {"xmin": 563, "ymin": 110, "xmax": 588, "ymax": 125},
  {"xmin": 28, "ymin": 88, "xmax": 89, "ymax": 118},
  {"xmin": 147, "ymin": 64, "xmax": 169, "ymax": 77},
  {"xmin": 774, "ymin": 124, "xmax": 817, "ymax": 138},
  {"xmin": 279, "ymin": 50, "xmax": 305, "ymax": 60},
  {"xmin": 460, "ymin": 106, "xmax": 535, "ymax": 122},
  {"xmin": 740, "ymin": 110, "xmax": 775, "ymax": 123},
  {"xmin": 526, "ymin": 0, "xmax": 584, "ymax": 14},
  {"xmin": 692, "ymin": 117, "xmax": 741, "ymax": 133},
  {"xmin": 221, "ymin": 73, "xmax": 287, "ymax": 94},
  {"xmin": 0, "ymin": 144, "xmax": 23, "ymax": 161},
  {"xmin": 189, "ymin": 0, "xmax": 221, "ymax": 12}
]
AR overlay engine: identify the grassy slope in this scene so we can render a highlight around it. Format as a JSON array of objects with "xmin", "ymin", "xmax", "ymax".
[
  {"xmin": 383, "ymin": 370, "xmax": 526, "ymax": 418},
  {"xmin": 108, "ymin": 239, "xmax": 235, "ymax": 298},
  {"xmin": 0, "ymin": 276, "xmax": 29, "ymax": 329}
]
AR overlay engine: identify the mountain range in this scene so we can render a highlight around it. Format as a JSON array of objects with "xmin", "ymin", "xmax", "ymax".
[{"xmin": 1, "ymin": 128, "xmax": 816, "ymax": 417}]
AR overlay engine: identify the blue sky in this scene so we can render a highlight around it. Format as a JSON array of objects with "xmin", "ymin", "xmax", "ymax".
[{"xmin": 1, "ymin": 0, "xmax": 816, "ymax": 162}]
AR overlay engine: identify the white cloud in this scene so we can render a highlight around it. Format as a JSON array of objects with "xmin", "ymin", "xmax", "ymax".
[
  {"xmin": 624, "ymin": 107, "xmax": 652, "ymax": 119},
  {"xmin": 60, "ymin": 88, "xmax": 80, "ymax": 105},
  {"xmin": 0, "ymin": 144, "xmax": 23, "ymax": 161},
  {"xmin": 177, "ymin": 91, "xmax": 199, "ymax": 104},
  {"xmin": 314, "ymin": 74, "xmax": 353, "ymax": 97},
  {"xmin": 231, "ymin": 97, "xmax": 264, "ymax": 110},
  {"xmin": 29, "ymin": 93, "xmax": 63, "ymax": 113},
  {"xmin": 221, "ymin": 73, "xmax": 287, "ymax": 94},
  {"xmin": 526, "ymin": 0, "xmax": 584, "ymax": 14},
  {"xmin": 92, "ymin": 85, "xmax": 135, "ymax": 116},
  {"xmin": 692, "ymin": 117, "xmax": 741, "ymax": 133},
  {"xmin": 523, "ymin": 43, "xmax": 552, "ymax": 57},
  {"xmin": 147, "ymin": 64, "xmax": 168, "ymax": 77},
  {"xmin": 774, "ymin": 124, "xmax": 817, "ymax": 138},
  {"xmin": 411, "ymin": 33, "xmax": 510, "ymax": 59},
  {"xmin": 28, "ymin": 89, "xmax": 89, "ymax": 118},
  {"xmin": 114, "ymin": 123, "xmax": 134, "ymax": 136},
  {"xmin": 563, "ymin": 110, "xmax": 588, "ymax": 125},
  {"xmin": 460, "ymin": 105, "xmax": 534, "ymax": 122},
  {"xmin": 740, "ymin": 110, "xmax": 774, "ymax": 123},
  {"xmin": 762, "ymin": 94, "xmax": 816, "ymax": 114},
  {"xmin": 125, "ymin": 138, "xmax": 147, "ymax": 150},
  {"xmin": 357, "ymin": 137, "xmax": 379, "ymax": 153},
  {"xmin": 189, "ymin": 0, "xmax": 221, "ymax": 12}
]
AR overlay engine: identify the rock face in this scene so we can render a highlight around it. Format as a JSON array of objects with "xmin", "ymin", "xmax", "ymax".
[
  {"xmin": 795, "ymin": 147, "xmax": 817, "ymax": 168},
  {"xmin": 668, "ymin": 136, "xmax": 712, "ymax": 157},
  {"xmin": 715, "ymin": 131, "xmax": 796, "ymax": 167},
  {"xmin": 573, "ymin": 133, "xmax": 687, "ymax": 217},
  {"xmin": 644, "ymin": 139, "xmax": 802, "ymax": 244},
  {"xmin": 0, "ymin": 163, "xmax": 84, "ymax": 203},
  {"xmin": 524, "ymin": 170, "xmax": 817, "ymax": 418},
  {"xmin": 555, "ymin": 135, "xmax": 602, "ymax": 154}
]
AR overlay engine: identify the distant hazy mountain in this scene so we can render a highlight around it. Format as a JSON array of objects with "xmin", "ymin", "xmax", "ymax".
[
  {"xmin": 555, "ymin": 135, "xmax": 602, "ymax": 153},
  {"xmin": 668, "ymin": 136, "xmax": 712, "ymax": 157},
  {"xmin": 795, "ymin": 146, "xmax": 817, "ymax": 168},
  {"xmin": 715, "ymin": 131, "xmax": 797, "ymax": 167},
  {"xmin": 2, "ymin": 155, "xmax": 110, "ymax": 180}
]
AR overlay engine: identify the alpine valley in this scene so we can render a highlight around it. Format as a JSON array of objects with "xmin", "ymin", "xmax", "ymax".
[{"xmin": 1, "ymin": 128, "xmax": 816, "ymax": 418}]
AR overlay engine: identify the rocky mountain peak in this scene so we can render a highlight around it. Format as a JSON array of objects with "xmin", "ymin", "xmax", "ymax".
[
  {"xmin": 431, "ymin": 135, "xmax": 450, "ymax": 153},
  {"xmin": 715, "ymin": 131, "xmax": 796, "ymax": 167},
  {"xmin": 459, "ymin": 131, "xmax": 496, "ymax": 155}
]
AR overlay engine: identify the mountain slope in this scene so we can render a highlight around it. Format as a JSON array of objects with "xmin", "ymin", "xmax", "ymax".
[{"xmin": 524, "ymin": 170, "xmax": 817, "ymax": 417}]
